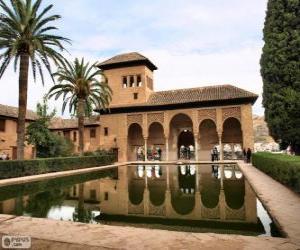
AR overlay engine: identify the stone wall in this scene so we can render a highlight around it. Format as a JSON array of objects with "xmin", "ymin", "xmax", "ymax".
[{"xmin": 0, "ymin": 118, "xmax": 34, "ymax": 160}]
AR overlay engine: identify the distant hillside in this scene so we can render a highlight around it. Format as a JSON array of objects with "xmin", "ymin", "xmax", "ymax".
[{"xmin": 253, "ymin": 115, "xmax": 275, "ymax": 143}]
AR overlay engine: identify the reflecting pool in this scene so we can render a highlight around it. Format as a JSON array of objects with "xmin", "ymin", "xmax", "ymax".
[{"xmin": 0, "ymin": 164, "xmax": 281, "ymax": 236}]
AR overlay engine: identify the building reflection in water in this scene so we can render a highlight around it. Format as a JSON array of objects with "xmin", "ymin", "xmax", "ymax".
[
  {"xmin": 0, "ymin": 164, "xmax": 265, "ymax": 233},
  {"xmin": 95, "ymin": 164, "xmax": 257, "ymax": 224}
]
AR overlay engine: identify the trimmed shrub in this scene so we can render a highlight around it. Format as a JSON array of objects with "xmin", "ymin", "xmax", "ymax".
[
  {"xmin": 0, "ymin": 154, "xmax": 116, "ymax": 179},
  {"xmin": 252, "ymin": 152, "xmax": 300, "ymax": 193}
]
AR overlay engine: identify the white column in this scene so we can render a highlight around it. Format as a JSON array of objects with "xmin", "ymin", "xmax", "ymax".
[
  {"xmin": 194, "ymin": 133, "xmax": 199, "ymax": 161},
  {"xmin": 166, "ymin": 165, "xmax": 170, "ymax": 190},
  {"xmin": 196, "ymin": 165, "xmax": 199, "ymax": 191},
  {"xmin": 165, "ymin": 137, "xmax": 169, "ymax": 161},
  {"xmin": 144, "ymin": 137, "xmax": 148, "ymax": 161},
  {"xmin": 218, "ymin": 132, "xmax": 223, "ymax": 161},
  {"xmin": 220, "ymin": 165, "xmax": 224, "ymax": 190}
]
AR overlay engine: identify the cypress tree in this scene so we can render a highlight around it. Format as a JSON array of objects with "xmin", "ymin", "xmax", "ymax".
[{"xmin": 261, "ymin": 0, "xmax": 300, "ymax": 154}]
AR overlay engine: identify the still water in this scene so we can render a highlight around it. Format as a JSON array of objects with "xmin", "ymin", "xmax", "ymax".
[{"xmin": 0, "ymin": 164, "xmax": 280, "ymax": 237}]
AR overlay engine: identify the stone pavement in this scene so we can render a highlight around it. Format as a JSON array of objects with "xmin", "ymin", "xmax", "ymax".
[
  {"xmin": 238, "ymin": 161, "xmax": 300, "ymax": 246},
  {"xmin": 0, "ymin": 215, "xmax": 297, "ymax": 250}
]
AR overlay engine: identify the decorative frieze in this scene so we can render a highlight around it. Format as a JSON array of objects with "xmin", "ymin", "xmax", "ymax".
[
  {"xmin": 201, "ymin": 204, "xmax": 220, "ymax": 219},
  {"xmin": 225, "ymin": 205, "xmax": 245, "ymax": 220},
  {"xmin": 127, "ymin": 114, "xmax": 143, "ymax": 127},
  {"xmin": 128, "ymin": 202, "xmax": 144, "ymax": 215},
  {"xmin": 222, "ymin": 107, "xmax": 241, "ymax": 122},
  {"xmin": 198, "ymin": 109, "xmax": 217, "ymax": 124},
  {"xmin": 149, "ymin": 203, "xmax": 166, "ymax": 216},
  {"xmin": 147, "ymin": 112, "xmax": 164, "ymax": 126}
]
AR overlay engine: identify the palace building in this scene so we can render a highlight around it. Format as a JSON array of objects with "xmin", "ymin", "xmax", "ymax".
[
  {"xmin": 0, "ymin": 104, "xmax": 37, "ymax": 159},
  {"xmin": 95, "ymin": 52, "xmax": 258, "ymax": 162}
]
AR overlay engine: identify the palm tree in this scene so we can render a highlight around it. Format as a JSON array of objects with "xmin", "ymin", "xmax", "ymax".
[
  {"xmin": 0, "ymin": 0, "xmax": 70, "ymax": 159},
  {"xmin": 48, "ymin": 58, "xmax": 112, "ymax": 154}
]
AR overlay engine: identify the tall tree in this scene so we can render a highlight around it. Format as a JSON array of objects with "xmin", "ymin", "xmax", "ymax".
[
  {"xmin": 260, "ymin": 0, "xmax": 300, "ymax": 154},
  {"xmin": 0, "ymin": 0, "xmax": 70, "ymax": 159},
  {"xmin": 48, "ymin": 58, "xmax": 112, "ymax": 154}
]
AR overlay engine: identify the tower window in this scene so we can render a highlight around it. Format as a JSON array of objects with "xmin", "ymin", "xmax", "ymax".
[
  {"xmin": 129, "ymin": 76, "xmax": 134, "ymax": 87},
  {"xmin": 137, "ymin": 75, "xmax": 142, "ymax": 87},
  {"xmin": 90, "ymin": 128, "xmax": 96, "ymax": 138},
  {"xmin": 133, "ymin": 93, "xmax": 138, "ymax": 100},
  {"xmin": 122, "ymin": 76, "xmax": 127, "ymax": 88},
  {"xmin": 104, "ymin": 127, "xmax": 108, "ymax": 136}
]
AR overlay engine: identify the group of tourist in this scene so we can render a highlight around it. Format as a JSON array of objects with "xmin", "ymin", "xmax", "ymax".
[
  {"xmin": 0, "ymin": 152, "xmax": 10, "ymax": 160},
  {"xmin": 179, "ymin": 145, "xmax": 195, "ymax": 160},
  {"xmin": 136, "ymin": 146, "xmax": 162, "ymax": 161},
  {"xmin": 243, "ymin": 148, "xmax": 252, "ymax": 163}
]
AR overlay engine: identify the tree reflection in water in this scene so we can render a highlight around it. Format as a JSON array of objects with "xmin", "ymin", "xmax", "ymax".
[
  {"xmin": 25, "ymin": 189, "xmax": 66, "ymax": 218},
  {"xmin": 72, "ymin": 183, "xmax": 93, "ymax": 223}
]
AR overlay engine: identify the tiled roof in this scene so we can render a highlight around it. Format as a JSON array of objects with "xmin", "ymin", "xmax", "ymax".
[
  {"xmin": 49, "ymin": 116, "xmax": 101, "ymax": 130},
  {"xmin": 98, "ymin": 52, "xmax": 157, "ymax": 70},
  {"xmin": 0, "ymin": 104, "xmax": 37, "ymax": 120},
  {"xmin": 147, "ymin": 84, "xmax": 258, "ymax": 105},
  {"xmin": 108, "ymin": 84, "xmax": 258, "ymax": 109}
]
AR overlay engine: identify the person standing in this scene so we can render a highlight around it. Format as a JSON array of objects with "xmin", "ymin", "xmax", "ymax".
[
  {"xmin": 157, "ymin": 147, "xmax": 162, "ymax": 161},
  {"xmin": 246, "ymin": 148, "xmax": 252, "ymax": 163},
  {"xmin": 213, "ymin": 147, "xmax": 218, "ymax": 161},
  {"xmin": 243, "ymin": 149, "xmax": 247, "ymax": 162}
]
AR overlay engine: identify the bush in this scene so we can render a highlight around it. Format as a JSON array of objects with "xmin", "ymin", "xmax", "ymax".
[
  {"xmin": 252, "ymin": 152, "xmax": 300, "ymax": 193},
  {"xmin": 0, "ymin": 154, "xmax": 116, "ymax": 179}
]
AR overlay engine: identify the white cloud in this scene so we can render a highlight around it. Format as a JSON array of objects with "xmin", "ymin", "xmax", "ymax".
[{"xmin": 0, "ymin": 0, "xmax": 267, "ymax": 116}]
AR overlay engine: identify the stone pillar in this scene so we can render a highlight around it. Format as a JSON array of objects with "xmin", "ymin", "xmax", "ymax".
[
  {"xmin": 143, "ymin": 188, "xmax": 149, "ymax": 216},
  {"xmin": 244, "ymin": 181, "xmax": 257, "ymax": 223},
  {"xmin": 241, "ymin": 104, "xmax": 254, "ymax": 151},
  {"xmin": 218, "ymin": 132, "xmax": 223, "ymax": 161},
  {"xmin": 219, "ymin": 189, "xmax": 226, "ymax": 220},
  {"xmin": 231, "ymin": 144, "xmax": 235, "ymax": 160},
  {"xmin": 165, "ymin": 190, "xmax": 172, "ymax": 218},
  {"xmin": 194, "ymin": 191, "xmax": 202, "ymax": 218},
  {"xmin": 144, "ymin": 137, "xmax": 148, "ymax": 161},
  {"xmin": 196, "ymin": 165, "xmax": 199, "ymax": 191},
  {"xmin": 220, "ymin": 165, "xmax": 224, "ymax": 190},
  {"xmin": 165, "ymin": 136, "xmax": 169, "ymax": 161},
  {"xmin": 166, "ymin": 165, "xmax": 170, "ymax": 190},
  {"xmin": 194, "ymin": 133, "xmax": 199, "ymax": 161}
]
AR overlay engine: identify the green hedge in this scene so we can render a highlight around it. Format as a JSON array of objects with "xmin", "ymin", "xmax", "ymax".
[
  {"xmin": 0, "ymin": 154, "xmax": 116, "ymax": 179},
  {"xmin": 252, "ymin": 152, "xmax": 300, "ymax": 193}
]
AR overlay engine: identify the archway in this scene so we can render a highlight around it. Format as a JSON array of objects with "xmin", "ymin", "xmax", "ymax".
[
  {"xmin": 169, "ymin": 113, "xmax": 194, "ymax": 160},
  {"xmin": 128, "ymin": 123, "xmax": 144, "ymax": 161},
  {"xmin": 199, "ymin": 119, "xmax": 218, "ymax": 160},
  {"xmin": 222, "ymin": 118, "xmax": 243, "ymax": 160},
  {"xmin": 178, "ymin": 130, "xmax": 195, "ymax": 159},
  {"xmin": 148, "ymin": 122, "xmax": 165, "ymax": 160},
  {"xmin": 201, "ymin": 173, "xmax": 220, "ymax": 208}
]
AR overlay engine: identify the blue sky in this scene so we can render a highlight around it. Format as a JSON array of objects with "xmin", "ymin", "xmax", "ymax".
[{"xmin": 0, "ymin": 0, "xmax": 268, "ymax": 115}]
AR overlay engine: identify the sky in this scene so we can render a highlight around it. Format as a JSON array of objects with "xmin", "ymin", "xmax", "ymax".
[{"xmin": 0, "ymin": 0, "xmax": 268, "ymax": 116}]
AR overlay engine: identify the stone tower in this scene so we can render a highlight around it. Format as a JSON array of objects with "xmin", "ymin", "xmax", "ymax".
[{"xmin": 97, "ymin": 52, "xmax": 157, "ymax": 106}]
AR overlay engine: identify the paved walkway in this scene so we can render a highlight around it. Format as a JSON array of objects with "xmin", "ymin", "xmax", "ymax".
[
  {"xmin": 238, "ymin": 161, "xmax": 300, "ymax": 246},
  {"xmin": 0, "ymin": 161, "xmax": 300, "ymax": 249},
  {"xmin": 0, "ymin": 215, "xmax": 296, "ymax": 250}
]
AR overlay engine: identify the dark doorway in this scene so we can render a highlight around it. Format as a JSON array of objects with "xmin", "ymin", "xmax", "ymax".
[{"xmin": 177, "ymin": 130, "xmax": 194, "ymax": 158}]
